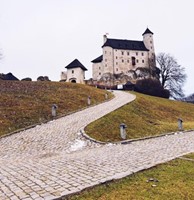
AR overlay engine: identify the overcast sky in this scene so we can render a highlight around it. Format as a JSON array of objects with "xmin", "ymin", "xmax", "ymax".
[{"xmin": 0, "ymin": 0, "xmax": 193, "ymax": 95}]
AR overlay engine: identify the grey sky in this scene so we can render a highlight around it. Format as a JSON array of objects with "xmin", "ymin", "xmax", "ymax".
[{"xmin": 0, "ymin": 0, "xmax": 193, "ymax": 95}]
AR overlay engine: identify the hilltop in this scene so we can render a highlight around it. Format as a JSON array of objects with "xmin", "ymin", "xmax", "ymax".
[{"xmin": 0, "ymin": 81, "xmax": 111, "ymax": 137}]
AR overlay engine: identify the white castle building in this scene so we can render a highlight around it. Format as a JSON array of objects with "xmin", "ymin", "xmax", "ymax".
[
  {"xmin": 91, "ymin": 28, "xmax": 156, "ymax": 85},
  {"xmin": 61, "ymin": 59, "xmax": 87, "ymax": 84}
]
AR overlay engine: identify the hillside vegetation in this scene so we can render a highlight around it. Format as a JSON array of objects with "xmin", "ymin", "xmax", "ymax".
[
  {"xmin": 85, "ymin": 92, "xmax": 194, "ymax": 142},
  {"xmin": 0, "ymin": 81, "xmax": 111, "ymax": 137}
]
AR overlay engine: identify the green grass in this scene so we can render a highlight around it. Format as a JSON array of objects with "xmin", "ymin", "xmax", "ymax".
[
  {"xmin": 0, "ymin": 81, "xmax": 112, "ymax": 137},
  {"xmin": 67, "ymin": 154, "xmax": 194, "ymax": 200},
  {"xmin": 85, "ymin": 92, "xmax": 194, "ymax": 142}
]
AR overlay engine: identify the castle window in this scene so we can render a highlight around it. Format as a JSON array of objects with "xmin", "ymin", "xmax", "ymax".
[
  {"xmin": 127, "ymin": 60, "xmax": 129, "ymax": 63},
  {"xmin": 122, "ymin": 59, "xmax": 124, "ymax": 63},
  {"xmin": 116, "ymin": 68, "xmax": 118, "ymax": 72},
  {"xmin": 132, "ymin": 57, "xmax": 136, "ymax": 66},
  {"xmin": 105, "ymin": 51, "xmax": 107, "ymax": 54},
  {"xmin": 99, "ymin": 67, "xmax": 101, "ymax": 69},
  {"xmin": 99, "ymin": 72, "xmax": 101, "ymax": 75},
  {"xmin": 105, "ymin": 59, "xmax": 107, "ymax": 62},
  {"xmin": 72, "ymin": 70, "xmax": 74, "ymax": 74},
  {"xmin": 105, "ymin": 64, "xmax": 107, "ymax": 67},
  {"xmin": 151, "ymin": 46, "xmax": 152, "ymax": 49},
  {"xmin": 136, "ymin": 59, "xmax": 139, "ymax": 63},
  {"xmin": 122, "ymin": 51, "xmax": 124, "ymax": 55},
  {"xmin": 136, "ymin": 52, "xmax": 138, "ymax": 56},
  {"xmin": 142, "ymin": 52, "xmax": 144, "ymax": 56},
  {"xmin": 116, "ymin": 56, "xmax": 118, "ymax": 59},
  {"xmin": 150, "ymin": 41, "xmax": 152, "ymax": 44},
  {"xmin": 127, "ymin": 52, "xmax": 130, "ymax": 56},
  {"xmin": 116, "ymin": 62, "xmax": 118, "ymax": 65},
  {"xmin": 142, "ymin": 60, "xmax": 144, "ymax": 63}
]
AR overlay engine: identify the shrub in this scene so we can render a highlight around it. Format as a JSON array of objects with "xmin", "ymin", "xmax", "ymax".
[
  {"xmin": 21, "ymin": 77, "xmax": 32, "ymax": 81},
  {"xmin": 135, "ymin": 78, "xmax": 170, "ymax": 98}
]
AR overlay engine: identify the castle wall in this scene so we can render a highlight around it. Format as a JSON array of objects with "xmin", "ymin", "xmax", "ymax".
[
  {"xmin": 92, "ymin": 49, "xmax": 150, "ymax": 81},
  {"xmin": 103, "ymin": 46, "xmax": 114, "ymax": 74},
  {"xmin": 61, "ymin": 71, "xmax": 67, "ymax": 81},
  {"xmin": 113, "ymin": 49, "xmax": 149, "ymax": 74},
  {"xmin": 66, "ymin": 68, "xmax": 85, "ymax": 84},
  {"xmin": 92, "ymin": 62, "xmax": 103, "ymax": 80}
]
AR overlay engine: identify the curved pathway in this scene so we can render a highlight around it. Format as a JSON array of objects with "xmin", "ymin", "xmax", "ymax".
[
  {"xmin": 0, "ymin": 91, "xmax": 135, "ymax": 162},
  {"xmin": 0, "ymin": 91, "xmax": 194, "ymax": 200}
]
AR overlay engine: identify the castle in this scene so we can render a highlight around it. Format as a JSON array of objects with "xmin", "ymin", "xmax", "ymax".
[
  {"xmin": 91, "ymin": 28, "xmax": 157, "ymax": 86},
  {"xmin": 61, "ymin": 28, "xmax": 158, "ymax": 86}
]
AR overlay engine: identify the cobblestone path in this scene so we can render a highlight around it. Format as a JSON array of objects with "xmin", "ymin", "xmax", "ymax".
[{"xmin": 0, "ymin": 91, "xmax": 194, "ymax": 200}]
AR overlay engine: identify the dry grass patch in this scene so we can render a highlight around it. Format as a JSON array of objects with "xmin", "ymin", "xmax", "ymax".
[
  {"xmin": 85, "ymin": 92, "xmax": 194, "ymax": 142},
  {"xmin": 0, "ymin": 81, "xmax": 112, "ymax": 136}
]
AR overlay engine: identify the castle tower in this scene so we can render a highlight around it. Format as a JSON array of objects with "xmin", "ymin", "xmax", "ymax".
[
  {"xmin": 64, "ymin": 59, "xmax": 87, "ymax": 84},
  {"xmin": 142, "ymin": 28, "xmax": 156, "ymax": 67}
]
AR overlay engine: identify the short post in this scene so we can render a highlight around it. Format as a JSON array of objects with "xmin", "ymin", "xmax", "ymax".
[
  {"xmin": 178, "ymin": 118, "xmax": 183, "ymax": 131},
  {"xmin": 120, "ymin": 123, "xmax": 127, "ymax": 140},
  {"xmin": 87, "ymin": 96, "xmax": 91, "ymax": 106},
  {"xmin": 105, "ymin": 93, "xmax": 108, "ymax": 100},
  {"xmin": 51, "ymin": 104, "xmax": 57, "ymax": 118}
]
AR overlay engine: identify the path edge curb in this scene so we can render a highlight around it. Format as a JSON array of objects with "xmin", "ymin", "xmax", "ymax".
[{"xmin": 80, "ymin": 128, "xmax": 194, "ymax": 145}]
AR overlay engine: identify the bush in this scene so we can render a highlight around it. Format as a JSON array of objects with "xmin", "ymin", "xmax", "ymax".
[
  {"xmin": 37, "ymin": 76, "xmax": 50, "ymax": 81},
  {"xmin": 135, "ymin": 78, "xmax": 170, "ymax": 98},
  {"xmin": 21, "ymin": 77, "xmax": 32, "ymax": 81}
]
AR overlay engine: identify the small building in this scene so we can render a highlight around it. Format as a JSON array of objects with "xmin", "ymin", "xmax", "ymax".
[{"xmin": 61, "ymin": 59, "xmax": 87, "ymax": 84}]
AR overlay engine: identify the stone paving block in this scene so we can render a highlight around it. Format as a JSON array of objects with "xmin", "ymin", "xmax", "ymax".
[
  {"xmin": 1, "ymin": 91, "xmax": 194, "ymax": 199},
  {"xmin": 10, "ymin": 196, "xmax": 20, "ymax": 200}
]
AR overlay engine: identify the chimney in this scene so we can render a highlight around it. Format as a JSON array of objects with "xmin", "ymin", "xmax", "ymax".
[{"xmin": 103, "ymin": 34, "xmax": 107, "ymax": 44}]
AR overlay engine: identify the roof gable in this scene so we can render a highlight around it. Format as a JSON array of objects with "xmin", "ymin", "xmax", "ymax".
[
  {"xmin": 65, "ymin": 59, "xmax": 87, "ymax": 71},
  {"xmin": 91, "ymin": 55, "xmax": 103, "ymax": 63},
  {"xmin": 102, "ymin": 39, "xmax": 149, "ymax": 51},
  {"xmin": 142, "ymin": 28, "xmax": 153, "ymax": 35},
  {"xmin": 0, "ymin": 73, "xmax": 19, "ymax": 81}
]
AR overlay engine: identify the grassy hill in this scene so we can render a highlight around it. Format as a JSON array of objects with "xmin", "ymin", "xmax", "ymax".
[
  {"xmin": 0, "ymin": 81, "xmax": 112, "ymax": 137},
  {"xmin": 85, "ymin": 92, "xmax": 194, "ymax": 142},
  {"xmin": 1, "ymin": 82, "xmax": 194, "ymax": 141}
]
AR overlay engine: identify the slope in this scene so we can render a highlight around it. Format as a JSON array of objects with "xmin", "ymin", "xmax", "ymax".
[
  {"xmin": 0, "ymin": 81, "xmax": 112, "ymax": 137},
  {"xmin": 85, "ymin": 92, "xmax": 194, "ymax": 142}
]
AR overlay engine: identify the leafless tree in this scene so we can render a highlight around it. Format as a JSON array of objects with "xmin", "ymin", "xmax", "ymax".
[{"xmin": 156, "ymin": 53, "xmax": 187, "ymax": 99}]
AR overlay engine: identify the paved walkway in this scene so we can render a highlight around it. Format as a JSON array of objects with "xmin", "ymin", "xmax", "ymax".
[{"xmin": 0, "ymin": 91, "xmax": 194, "ymax": 200}]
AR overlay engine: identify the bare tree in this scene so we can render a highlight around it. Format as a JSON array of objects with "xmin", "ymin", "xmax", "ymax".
[{"xmin": 156, "ymin": 53, "xmax": 187, "ymax": 99}]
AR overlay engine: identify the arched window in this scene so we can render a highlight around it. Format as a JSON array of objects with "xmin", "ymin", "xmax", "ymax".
[{"xmin": 132, "ymin": 57, "xmax": 136, "ymax": 66}]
